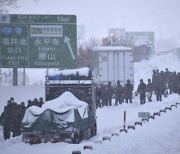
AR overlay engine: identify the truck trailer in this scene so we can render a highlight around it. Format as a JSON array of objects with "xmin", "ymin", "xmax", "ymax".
[{"xmin": 92, "ymin": 46, "xmax": 134, "ymax": 86}]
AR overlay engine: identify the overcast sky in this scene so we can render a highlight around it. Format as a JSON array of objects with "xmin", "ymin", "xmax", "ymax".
[{"xmin": 9, "ymin": 0, "xmax": 180, "ymax": 42}]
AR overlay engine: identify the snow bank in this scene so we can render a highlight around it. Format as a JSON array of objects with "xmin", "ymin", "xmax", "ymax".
[{"xmin": 134, "ymin": 52, "xmax": 180, "ymax": 89}]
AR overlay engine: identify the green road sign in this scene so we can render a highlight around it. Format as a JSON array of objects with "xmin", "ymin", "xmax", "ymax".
[
  {"xmin": 125, "ymin": 32, "xmax": 154, "ymax": 49},
  {"xmin": 0, "ymin": 14, "xmax": 77, "ymax": 68}
]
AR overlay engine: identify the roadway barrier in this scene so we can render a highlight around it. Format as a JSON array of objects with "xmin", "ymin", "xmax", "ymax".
[{"xmin": 83, "ymin": 145, "xmax": 93, "ymax": 150}]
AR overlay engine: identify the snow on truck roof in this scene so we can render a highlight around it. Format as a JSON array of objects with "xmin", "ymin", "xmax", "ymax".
[
  {"xmin": 46, "ymin": 67, "xmax": 92, "ymax": 84},
  {"xmin": 47, "ymin": 67, "xmax": 92, "ymax": 83},
  {"xmin": 49, "ymin": 67, "xmax": 90, "ymax": 76},
  {"xmin": 92, "ymin": 46, "xmax": 132, "ymax": 51}
]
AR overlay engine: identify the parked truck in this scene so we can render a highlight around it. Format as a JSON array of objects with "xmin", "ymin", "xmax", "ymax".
[
  {"xmin": 92, "ymin": 46, "xmax": 134, "ymax": 86},
  {"xmin": 21, "ymin": 67, "xmax": 97, "ymax": 144}
]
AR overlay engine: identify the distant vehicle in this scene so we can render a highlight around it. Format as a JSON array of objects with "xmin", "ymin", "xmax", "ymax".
[{"xmin": 21, "ymin": 67, "xmax": 97, "ymax": 144}]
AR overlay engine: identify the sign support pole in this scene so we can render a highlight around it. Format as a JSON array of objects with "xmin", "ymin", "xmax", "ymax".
[{"xmin": 13, "ymin": 68, "xmax": 18, "ymax": 86}]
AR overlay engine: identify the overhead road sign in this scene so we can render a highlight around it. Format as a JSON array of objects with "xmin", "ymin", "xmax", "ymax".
[{"xmin": 0, "ymin": 14, "xmax": 77, "ymax": 69}]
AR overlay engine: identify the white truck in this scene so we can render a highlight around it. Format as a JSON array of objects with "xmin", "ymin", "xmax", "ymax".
[{"xmin": 92, "ymin": 46, "xmax": 134, "ymax": 86}]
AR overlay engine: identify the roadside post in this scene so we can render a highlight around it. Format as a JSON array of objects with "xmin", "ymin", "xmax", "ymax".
[{"xmin": 124, "ymin": 111, "xmax": 126, "ymax": 129}]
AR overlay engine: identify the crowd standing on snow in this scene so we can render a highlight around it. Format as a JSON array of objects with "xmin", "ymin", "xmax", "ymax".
[
  {"xmin": 0, "ymin": 97, "xmax": 44, "ymax": 140},
  {"xmin": 0, "ymin": 68, "xmax": 180, "ymax": 140},
  {"xmin": 96, "ymin": 68, "xmax": 180, "ymax": 107}
]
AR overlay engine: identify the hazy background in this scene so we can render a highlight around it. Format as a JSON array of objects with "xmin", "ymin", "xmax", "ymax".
[
  {"xmin": 1, "ymin": 0, "xmax": 179, "ymax": 85},
  {"xmin": 9, "ymin": 0, "xmax": 180, "ymax": 47}
]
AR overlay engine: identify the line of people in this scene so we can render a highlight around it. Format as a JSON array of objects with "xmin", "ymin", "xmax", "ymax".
[
  {"xmin": 0, "ymin": 97, "xmax": 44, "ymax": 140},
  {"xmin": 96, "ymin": 79, "xmax": 134, "ymax": 108},
  {"xmin": 135, "ymin": 68, "xmax": 180, "ymax": 104},
  {"xmin": 96, "ymin": 68, "xmax": 180, "ymax": 107}
]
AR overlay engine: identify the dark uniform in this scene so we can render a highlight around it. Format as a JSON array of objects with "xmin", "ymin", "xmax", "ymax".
[
  {"xmin": 146, "ymin": 79, "xmax": 153, "ymax": 102},
  {"xmin": 114, "ymin": 80, "xmax": 124, "ymax": 105},
  {"xmin": 32, "ymin": 98, "xmax": 39, "ymax": 106},
  {"xmin": 164, "ymin": 68, "xmax": 170, "ymax": 92},
  {"xmin": 178, "ymin": 72, "xmax": 180, "ymax": 94},
  {"xmin": 96, "ymin": 84, "xmax": 103, "ymax": 108},
  {"xmin": 124, "ymin": 80, "xmax": 133, "ymax": 103},
  {"xmin": 38, "ymin": 97, "xmax": 44, "ymax": 107},
  {"xmin": 100, "ymin": 84, "xmax": 108, "ymax": 107},
  {"xmin": 1, "ymin": 101, "xmax": 10, "ymax": 140},
  {"xmin": 14, "ymin": 102, "xmax": 26, "ymax": 136},
  {"xmin": 27, "ymin": 100, "xmax": 33, "ymax": 108},
  {"xmin": 137, "ymin": 79, "xmax": 146, "ymax": 104},
  {"xmin": 3, "ymin": 97, "xmax": 18, "ymax": 139},
  {"xmin": 154, "ymin": 72, "xmax": 164, "ymax": 101}
]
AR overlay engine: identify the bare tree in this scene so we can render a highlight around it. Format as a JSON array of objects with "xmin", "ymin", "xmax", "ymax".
[
  {"xmin": 0, "ymin": 0, "xmax": 40, "ymax": 13},
  {"xmin": 0, "ymin": 0, "xmax": 20, "ymax": 13},
  {"xmin": 77, "ymin": 38, "xmax": 99, "ymax": 69}
]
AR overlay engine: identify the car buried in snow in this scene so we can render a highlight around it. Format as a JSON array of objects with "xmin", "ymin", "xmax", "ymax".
[{"xmin": 21, "ymin": 67, "xmax": 97, "ymax": 144}]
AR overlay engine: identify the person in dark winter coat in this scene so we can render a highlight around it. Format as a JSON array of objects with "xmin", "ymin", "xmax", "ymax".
[
  {"xmin": 160, "ymin": 71, "xmax": 168, "ymax": 97},
  {"xmin": 32, "ymin": 98, "xmax": 39, "ymax": 106},
  {"xmin": 100, "ymin": 84, "xmax": 108, "ymax": 107},
  {"xmin": 154, "ymin": 72, "xmax": 164, "ymax": 101},
  {"xmin": 3, "ymin": 97, "xmax": 18, "ymax": 140},
  {"xmin": 1, "ymin": 101, "xmax": 11, "ymax": 140},
  {"xmin": 38, "ymin": 97, "xmax": 44, "ymax": 107},
  {"xmin": 177, "ymin": 72, "xmax": 180, "ymax": 94},
  {"xmin": 13, "ymin": 102, "xmax": 26, "ymax": 136},
  {"xmin": 146, "ymin": 79, "xmax": 153, "ymax": 102},
  {"xmin": 27, "ymin": 99, "xmax": 33, "ymax": 108},
  {"xmin": 114, "ymin": 80, "xmax": 124, "ymax": 106},
  {"xmin": 137, "ymin": 79, "xmax": 147, "ymax": 104},
  {"xmin": 96, "ymin": 84, "xmax": 103, "ymax": 108},
  {"xmin": 164, "ymin": 68, "xmax": 170, "ymax": 91},
  {"xmin": 124, "ymin": 80, "xmax": 133, "ymax": 103},
  {"xmin": 152, "ymin": 69, "xmax": 156, "ymax": 91}
]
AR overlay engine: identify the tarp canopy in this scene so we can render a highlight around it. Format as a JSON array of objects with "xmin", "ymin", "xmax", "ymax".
[{"xmin": 22, "ymin": 91, "xmax": 89, "ymax": 129}]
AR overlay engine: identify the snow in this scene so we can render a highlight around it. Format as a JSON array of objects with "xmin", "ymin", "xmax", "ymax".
[
  {"xmin": 92, "ymin": 46, "xmax": 132, "ymax": 51},
  {"xmin": 47, "ymin": 67, "xmax": 92, "ymax": 84},
  {"xmin": 0, "ymin": 52, "xmax": 180, "ymax": 154},
  {"xmin": 23, "ymin": 91, "xmax": 88, "ymax": 125},
  {"xmin": 48, "ymin": 67, "xmax": 90, "ymax": 77}
]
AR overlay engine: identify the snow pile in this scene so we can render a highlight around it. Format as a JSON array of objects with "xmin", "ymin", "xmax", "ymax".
[{"xmin": 22, "ymin": 91, "xmax": 88, "ymax": 125}]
